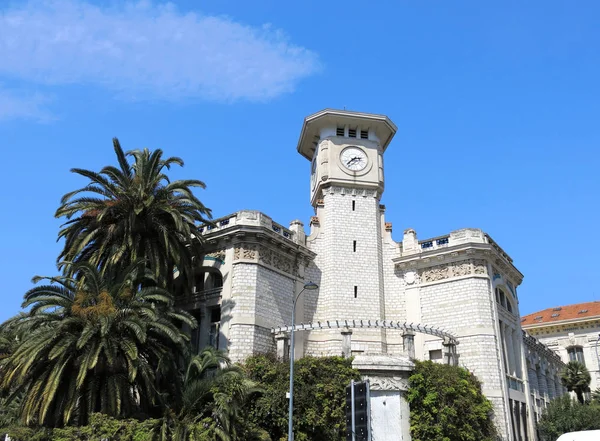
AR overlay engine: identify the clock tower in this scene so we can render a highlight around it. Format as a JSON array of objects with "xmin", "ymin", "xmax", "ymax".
[{"xmin": 297, "ymin": 109, "xmax": 397, "ymax": 355}]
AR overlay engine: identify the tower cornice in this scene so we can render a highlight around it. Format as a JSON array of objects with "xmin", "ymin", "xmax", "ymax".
[{"xmin": 297, "ymin": 108, "xmax": 397, "ymax": 160}]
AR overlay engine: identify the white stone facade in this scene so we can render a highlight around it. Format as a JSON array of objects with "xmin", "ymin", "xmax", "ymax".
[
  {"xmin": 523, "ymin": 303, "xmax": 600, "ymax": 396},
  {"xmin": 180, "ymin": 109, "xmax": 564, "ymax": 441}
]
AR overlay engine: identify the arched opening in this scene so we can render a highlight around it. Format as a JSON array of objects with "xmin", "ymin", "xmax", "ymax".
[{"xmin": 194, "ymin": 267, "xmax": 224, "ymax": 293}]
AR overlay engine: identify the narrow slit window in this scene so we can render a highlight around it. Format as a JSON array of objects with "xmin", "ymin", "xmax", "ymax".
[
  {"xmin": 353, "ymin": 241, "xmax": 357, "ymax": 252},
  {"xmin": 352, "ymin": 200, "xmax": 356, "ymax": 211},
  {"xmin": 354, "ymin": 286, "xmax": 358, "ymax": 298}
]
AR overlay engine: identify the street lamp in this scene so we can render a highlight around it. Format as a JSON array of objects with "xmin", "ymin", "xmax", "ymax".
[{"xmin": 288, "ymin": 281, "xmax": 319, "ymax": 441}]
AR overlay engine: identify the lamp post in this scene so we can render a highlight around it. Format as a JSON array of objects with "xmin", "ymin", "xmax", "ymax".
[{"xmin": 288, "ymin": 281, "xmax": 318, "ymax": 441}]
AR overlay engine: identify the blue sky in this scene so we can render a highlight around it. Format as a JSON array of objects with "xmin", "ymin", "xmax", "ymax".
[{"xmin": 0, "ymin": 0, "xmax": 598, "ymax": 322}]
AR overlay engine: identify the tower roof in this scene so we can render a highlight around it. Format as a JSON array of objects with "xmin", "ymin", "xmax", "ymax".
[{"xmin": 296, "ymin": 109, "xmax": 397, "ymax": 160}]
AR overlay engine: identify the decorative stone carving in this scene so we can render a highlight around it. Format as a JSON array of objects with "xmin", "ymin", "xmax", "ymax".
[
  {"xmin": 258, "ymin": 246, "xmax": 273, "ymax": 266},
  {"xmin": 243, "ymin": 245, "xmax": 257, "ymax": 260},
  {"xmin": 403, "ymin": 271, "xmax": 419, "ymax": 285},
  {"xmin": 233, "ymin": 245, "xmax": 258, "ymax": 261},
  {"xmin": 206, "ymin": 250, "xmax": 226, "ymax": 261},
  {"xmin": 422, "ymin": 264, "xmax": 449, "ymax": 282},
  {"xmin": 272, "ymin": 253, "xmax": 292, "ymax": 273},
  {"xmin": 365, "ymin": 375, "xmax": 409, "ymax": 391},
  {"xmin": 453, "ymin": 262, "xmax": 471, "ymax": 277},
  {"xmin": 401, "ymin": 259, "xmax": 489, "ymax": 285},
  {"xmin": 473, "ymin": 259, "xmax": 487, "ymax": 274}
]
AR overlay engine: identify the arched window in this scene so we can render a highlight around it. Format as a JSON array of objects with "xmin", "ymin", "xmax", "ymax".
[
  {"xmin": 495, "ymin": 287, "xmax": 514, "ymax": 314},
  {"xmin": 193, "ymin": 268, "xmax": 223, "ymax": 292},
  {"xmin": 567, "ymin": 346, "xmax": 585, "ymax": 365}
]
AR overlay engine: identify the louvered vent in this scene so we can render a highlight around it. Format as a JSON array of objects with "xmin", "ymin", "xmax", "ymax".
[
  {"xmin": 360, "ymin": 130, "xmax": 368, "ymax": 139},
  {"xmin": 348, "ymin": 128, "xmax": 357, "ymax": 138},
  {"xmin": 336, "ymin": 127, "xmax": 345, "ymax": 136}
]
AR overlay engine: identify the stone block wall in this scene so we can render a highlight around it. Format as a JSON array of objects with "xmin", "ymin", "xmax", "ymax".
[
  {"xmin": 227, "ymin": 261, "xmax": 295, "ymax": 362},
  {"xmin": 419, "ymin": 276, "xmax": 510, "ymax": 440},
  {"xmin": 305, "ymin": 186, "xmax": 386, "ymax": 355}
]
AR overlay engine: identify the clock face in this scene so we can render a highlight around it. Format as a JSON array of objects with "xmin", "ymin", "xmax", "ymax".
[{"xmin": 340, "ymin": 147, "xmax": 367, "ymax": 171}]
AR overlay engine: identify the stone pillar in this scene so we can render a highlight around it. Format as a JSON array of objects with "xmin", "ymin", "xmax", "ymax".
[
  {"xmin": 402, "ymin": 331, "xmax": 415, "ymax": 359},
  {"xmin": 275, "ymin": 333, "xmax": 289, "ymax": 361},
  {"xmin": 547, "ymin": 371, "xmax": 556, "ymax": 401},
  {"xmin": 443, "ymin": 337, "xmax": 457, "ymax": 366},
  {"xmin": 555, "ymin": 376, "xmax": 564, "ymax": 398},
  {"xmin": 537, "ymin": 366, "xmax": 548, "ymax": 408},
  {"xmin": 341, "ymin": 327, "xmax": 353, "ymax": 358},
  {"xmin": 353, "ymin": 355, "xmax": 414, "ymax": 441},
  {"xmin": 402, "ymin": 228, "xmax": 419, "ymax": 255},
  {"xmin": 289, "ymin": 220, "xmax": 306, "ymax": 246}
]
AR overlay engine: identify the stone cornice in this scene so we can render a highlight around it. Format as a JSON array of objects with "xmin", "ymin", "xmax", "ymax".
[
  {"xmin": 523, "ymin": 330, "xmax": 565, "ymax": 368},
  {"xmin": 232, "ymin": 242, "xmax": 313, "ymax": 279},
  {"xmin": 197, "ymin": 212, "xmax": 316, "ymax": 262},
  {"xmin": 523, "ymin": 317, "xmax": 600, "ymax": 332},
  {"xmin": 393, "ymin": 242, "xmax": 523, "ymax": 286}
]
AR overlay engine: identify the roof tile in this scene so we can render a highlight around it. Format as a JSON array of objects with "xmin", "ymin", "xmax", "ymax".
[{"xmin": 521, "ymin": 301, "xmax": 600, "ymax": 327}]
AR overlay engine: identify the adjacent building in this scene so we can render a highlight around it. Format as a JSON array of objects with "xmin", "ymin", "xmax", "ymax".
[
  {"xmin": 176, "ymin": 109, "xmax": 565, "ymax": 440},
  {"xmin": 522, "ymin": 302, "xmax": 600, "ymax": 395}
]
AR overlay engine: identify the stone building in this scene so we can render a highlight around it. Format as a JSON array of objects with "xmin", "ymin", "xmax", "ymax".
[
  {"xmin": 176, "ymin": 109, "xmax": 564, "ymax": 440},
  {"xmin": 522, "ymin": 302, "xmax": 600, "ymax": 397}
]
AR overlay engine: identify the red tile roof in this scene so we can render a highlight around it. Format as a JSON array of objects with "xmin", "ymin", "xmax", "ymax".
[{"xmin": 521, "ymin": 301, "xmax": 600, "ymax": 327}]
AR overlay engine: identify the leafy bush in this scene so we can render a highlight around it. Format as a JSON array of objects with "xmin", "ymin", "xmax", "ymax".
[
  {"xmin": 0, "ymin": 414, "xmax": 161, "ymax": 441},
  {"xmin": 407, "ymin": 360, "xmax": 497, "ymax": 441},
  {"xmin": 537, "ymin": 395, "xmax": 600, "ymax": 440},
  {"xmin": 243, "ymin": 354, "xmax": 361, "ymax": 441}
]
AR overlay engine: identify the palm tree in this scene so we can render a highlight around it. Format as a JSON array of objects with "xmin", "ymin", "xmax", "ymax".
[
  {"xmin": 561, "ymin": 361, "xmax": 591, "ymax": 404},
  {"xmin": 0, "ymin": 262, "xmax": 195, "ymax": 427},
  {"xmin": 591, "ymin": 387, "xmax": 600, "ymax": 404},
  {"xmin": 168, "ymin": 347, "xmax": 268, "ymax": 441},
  {"xmin": 55, "ymin": 138, "xmax": 212, "ymax": 294}
]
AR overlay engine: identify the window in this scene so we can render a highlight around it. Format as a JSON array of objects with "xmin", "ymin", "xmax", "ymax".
[
  {"xmin": 429, "ymin": 349, "xmax": 443, "ymax": 361},
  {"xmin": 336, "ymin": 127, "xmax": 345, "ymax": 136},
  {"xmin": 360, "ymin": 129, "xmax": 368, "ymax": 139},
  {"xmin": 353, "ymin": 241, "xmax": 357, "ymax": 252},
  {"xmin": 352, "ymin": 200, "xmax": 356, "ymax": 211},
  {"xmin": 507, "ymin": 301, "xmax": 513, "ymax": 313},
  {"xmin": 354, "ymin": 286, "xmax": 358, "ymax": 298},
  {"xmin": 568, "ymin": 346, "xmax": 585, "ymax": 365},
  {"xmin": 348, "ymin": 128, "xmax": 357, "ymax": 138}
]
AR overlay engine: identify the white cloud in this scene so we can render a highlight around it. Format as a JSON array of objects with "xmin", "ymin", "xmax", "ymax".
[
  {"xmin": 0, "ymin": 0, "xmax": 319, "ymax": 110},
  {"xmin": 0, "ymin": 87, "xmax": 54, "ymax": 122}
]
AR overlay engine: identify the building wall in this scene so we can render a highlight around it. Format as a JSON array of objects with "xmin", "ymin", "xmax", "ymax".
[
  {"xmin": 227, "ymin": 260, "xmax": 296, "ymax": 362},
  {"xmin": 418, "ymin": 275, "xmax": 511, "ymax": 440},
  {"xmin": 531, "ymin": 322, "xmax": 600, "ymax": 392},
  {"xmin": 305, "ymin": 186, "xmax": 386, "ymax": 356}
]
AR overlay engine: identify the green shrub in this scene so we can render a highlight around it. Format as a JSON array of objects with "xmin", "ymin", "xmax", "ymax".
[
  {"xmin": 538, "ymin": 394, "xmax": 600, "ymax": 440},
  {"xmin": 243, "ymin": 354, "xmax": 360, "ymax": 441},
  {"xmin": 406, "ymin": 360, "xmax": 497, "ymax": 441},
  {"xmin": 0, "ymin": 414, "xmax": 161, "ymax": 441}
]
